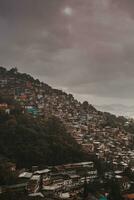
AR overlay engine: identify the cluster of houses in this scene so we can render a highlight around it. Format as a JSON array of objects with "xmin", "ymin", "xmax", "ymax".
[
  {"xmin": 0, "ymin": 70, "xmax": 134, "ymax": 167},
  {"xmin": 0, "ymin": 160, "xmax": 133, "ymax": 199},
  {"xmin": 0, "ymin": 71, "xmax": 133, "ymax": 170},
  {"xmin": 23, "ymin": 161, "xmax": 97, "ymax": 199},
  {"xmin": 77, "ymin": 125, "xmax": 134, "ymax": 171},
  {"xmin": 0, "ymin": 161, "xmax": 98, "ymax": 199},
  {"xmin": 0, "ymin": 68, "xmax": 134, "ymax": 198}
]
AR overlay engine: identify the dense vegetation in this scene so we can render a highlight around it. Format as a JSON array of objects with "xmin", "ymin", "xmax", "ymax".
[
  {"xmin": 102, "ymin": 111, "xmax": 134, "ymax": 136},
  {"xmin": 0, "ymin": 111, "xmax": 88, "ymax": 169}
]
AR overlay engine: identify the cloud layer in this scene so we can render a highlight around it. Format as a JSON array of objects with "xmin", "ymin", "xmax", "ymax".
[{"xmin": 0, "ymin": 0, "xmax": 134, "ymax": 105}]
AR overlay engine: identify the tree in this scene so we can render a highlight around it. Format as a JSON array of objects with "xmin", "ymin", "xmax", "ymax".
[
  {"xmin": 83, "ymin": 177, "xmax": 88, "ymax": 199},
  {"xmin": 8, "ymin": 67, "xmax": 18, "ymax": 74},
  {"xmin": 0, "ymin": 66, "xmax": 6, "ymax": 74},
  {"xmin": 82, "ymin": 101, "xmax": 89, "ymax": 110},
  {"xmin": 0, "ymin": 113, "xmax": 89, "ymax": 168},
  {"xmin": 108, "ymin": 180, "xmax": 123, "ymax": 200}
]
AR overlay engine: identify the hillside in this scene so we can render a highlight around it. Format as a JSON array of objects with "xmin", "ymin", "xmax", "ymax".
[
  {"xmin": 0, "ymin": 111, "xmax": 88, "ymax": 168},
  {"xmin": 0, "ymin": 66, "xmax": 134, "ymax": 171}
]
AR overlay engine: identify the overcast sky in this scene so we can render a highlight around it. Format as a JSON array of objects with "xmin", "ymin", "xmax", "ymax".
[{"xmin": 1, "ymin": 0, "xmax": 134, "ymax": 106}]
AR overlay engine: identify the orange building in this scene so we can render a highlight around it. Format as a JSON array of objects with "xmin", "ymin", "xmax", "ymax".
[{"xmin": 123, "ymin": 194, "xmax": 134, "ymax": 200}]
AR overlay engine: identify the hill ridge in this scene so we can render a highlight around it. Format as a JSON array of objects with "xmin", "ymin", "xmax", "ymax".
[{"xmin": 0, "ymin": 66, "xmax": 134, "ymax": 170}]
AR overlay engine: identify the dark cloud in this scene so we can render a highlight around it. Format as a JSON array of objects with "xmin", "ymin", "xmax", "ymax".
[
  {"xmin": 111, "ymin": 0, "xmax": 134, "ymax": 17},
  {"xmin": 0, "ymin": 0, "xmax": 134, "ymax": 105}
]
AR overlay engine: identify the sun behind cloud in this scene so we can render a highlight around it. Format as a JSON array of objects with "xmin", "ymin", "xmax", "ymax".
[{"xmin": 62, "ymin": 6, "xmax": 73, "ymax": 16}]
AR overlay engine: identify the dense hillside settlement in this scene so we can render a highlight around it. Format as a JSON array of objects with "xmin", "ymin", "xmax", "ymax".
[{"xmin": 0, "ymin": 67, "xmax": 134, "ymax": 199}]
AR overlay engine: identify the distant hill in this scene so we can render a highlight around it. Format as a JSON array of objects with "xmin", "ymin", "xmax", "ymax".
[{"xmin": 96, "ymin": 104, "xmax": 134, "ymax": 118}]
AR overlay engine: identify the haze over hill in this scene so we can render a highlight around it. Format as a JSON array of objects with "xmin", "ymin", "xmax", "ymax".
[{"xmin": 96, "ymin": 104, "xmax": 134, "ymax": 118}]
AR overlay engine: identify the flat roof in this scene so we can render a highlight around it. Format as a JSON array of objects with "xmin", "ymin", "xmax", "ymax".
[
  {"xmin": 34, "ymin": 169, "xmax": 50, "ymax": 174},
  {"xmin": 43, "ymin": 184, "xmax": 62, "ymax": 191},
  {"xmin": 19, "ymin": 172, "xmax": 32, "ymax": 179},
  {"xmin": 31, "ymin": 175, "xmax": 40, "ymax": 181},
  {"xmin": 29, "ymin": 192, "xmax": 44, "ymax": 197}
]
